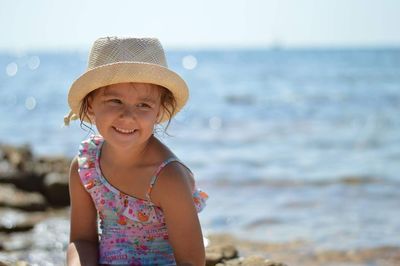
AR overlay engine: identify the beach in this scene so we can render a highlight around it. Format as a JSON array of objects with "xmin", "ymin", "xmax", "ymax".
[
  {"xmin": 0, "ymin": 143, "xmax": 399, "ymax": 266},
  {"xmin": 1, "ymin": 48, "xmax": 399, "ymax": 265}
]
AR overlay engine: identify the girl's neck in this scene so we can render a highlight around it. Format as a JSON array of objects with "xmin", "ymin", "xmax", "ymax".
[{"xmin": 101, "ymin": 135, "xmax": 157, "ymax": 168}]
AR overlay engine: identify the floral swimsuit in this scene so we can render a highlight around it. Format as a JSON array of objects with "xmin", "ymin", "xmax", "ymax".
[{"xmin": 77, "ymin": 135, "xmax": 208, "ymax": 265}]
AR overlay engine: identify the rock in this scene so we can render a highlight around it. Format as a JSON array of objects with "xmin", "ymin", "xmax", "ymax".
[
  {"xmin": 35, "ymin": 156, "xmax": 70, "ymax": 176},
  {"xmin": 0, "ymin": 261, "xmax": 29, "ymax": 266},
  {"xmin": 206, "ymin": 252, "xmax": 225, "ymax": 266},
  {"xmin": 0, "ymin": 143, "xmax": 44, "ymax": 193},
  {"xmin": 205, "ymin": 234, "xmax": 289, "ymax": 266},
  {"xmin": 0, "ymin": 144, "xmax": 33, "ymax": 173},
  {"xmin": 217, "ymin": 256, "xmax": 288, "ymax": 266},
  {"xmin": 0, "ymin": 261, "xmax": 28, "ymax": 266},
  {"xmin": 43, "ymin": 172, "xmax": 70, "ymax": 207},
  {"xmin": 0, "ymin": 160, "xmax": 16, "ymax": 177},
  {"xmin": 0, "ymin": 171, "xmax": 44, "ymax": 193},
  {"xmin": 0, "ymin": 143, "xmax": 72, "ymax": 208},
  {"xmin": 0, "ymin": 232, "xmax": 33, "ymax": 251},
  {"xmin": 0, "ymin": 208, "xmax": 45, "ymax": 233},
  {"xmin": 0, "ymin": 185, "xmax": 47, "ymax": 211},
  {"xmin": 206, "ymin": 244, "xmax": 239, "ymax": 265}
]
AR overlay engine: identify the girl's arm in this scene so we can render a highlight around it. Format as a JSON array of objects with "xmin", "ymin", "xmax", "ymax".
[
  {"xmin": 67, "ymin": 156, "xmax": 99, "ymax": 266},
  {"xmin": 152, "ymin": 163, "xmax": 206, "ymax": 266}
]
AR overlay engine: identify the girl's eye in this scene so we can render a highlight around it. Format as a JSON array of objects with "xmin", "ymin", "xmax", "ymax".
[
  {"xmin": 137, "ymin": 103, "xmax": 151, "ymax": 108},
  {"xmin": 108, "ymin": 99, "xmax": 122, "ymax": 104}
]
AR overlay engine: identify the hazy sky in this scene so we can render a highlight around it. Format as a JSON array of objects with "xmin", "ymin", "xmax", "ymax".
[{"xmin": 1, "ymin": 0, "xmax": 399, "ymax": 51}]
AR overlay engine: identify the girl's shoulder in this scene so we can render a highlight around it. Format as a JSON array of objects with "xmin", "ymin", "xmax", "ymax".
[
  {"xmin": 149, "ymin": 158, "xmax": 208, "ymax": 212},
  {"xmin": 157, "ymin": 160, "xmax": 195, "ymax": 189}
]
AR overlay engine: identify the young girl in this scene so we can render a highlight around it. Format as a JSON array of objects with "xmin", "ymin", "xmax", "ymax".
[{"xmin": 64, "ymin": 37, "xmax": 208, "ymax": 266}]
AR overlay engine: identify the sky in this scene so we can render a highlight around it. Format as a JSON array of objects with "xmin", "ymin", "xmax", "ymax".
[{"xmin": 1, "ymin": 0, "xmax": 399, "ymax": 52}]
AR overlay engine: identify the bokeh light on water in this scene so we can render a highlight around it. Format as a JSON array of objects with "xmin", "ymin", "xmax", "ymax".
[
  {"xmin": 6, "ymin": 62, "xmax": 18, "ymax": 76},
  {"xmin": 4, "ymin": 55, "xmax": 40, "ymax": 77},
  {"xmin": 25, "ymin": 96, "xmax": 37, "ymax": 111},
  {"xmin": 209, "ymin": 116, "xmax": 222, "ymax": 130},
  {"xmin": 182, "ymin": 55, "xmax": 198, "ymax": 70},
  {"xmin": 27, "ymin": 56, "xmax": 40, "ymax": 70}
]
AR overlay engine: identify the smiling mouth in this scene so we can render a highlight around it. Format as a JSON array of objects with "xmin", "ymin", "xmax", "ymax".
[{"xmin": 113, "ymin": 126, "xmax": 136, "ymax": 134}]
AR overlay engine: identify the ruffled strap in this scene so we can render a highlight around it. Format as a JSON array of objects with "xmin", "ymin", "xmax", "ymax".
[
  {"xmin": 77, "ymin": 135, "xmax": 103, "ymax": 190},
  {"xmin": 192, "ymin": 189, "xmax": 208, "ymax": 213}
]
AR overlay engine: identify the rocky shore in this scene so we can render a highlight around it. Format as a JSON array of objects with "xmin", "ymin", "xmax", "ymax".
[
  {"xmin": 2, "ymin": 142, "xmax": 400, "ymax": 265},
  {"xmin": 0, "ymin": 143, "xmax": 287, "ymax": 266},
  {"xmin": 0, "ymin": 143, "xmax": 70, "ymax": 236}
]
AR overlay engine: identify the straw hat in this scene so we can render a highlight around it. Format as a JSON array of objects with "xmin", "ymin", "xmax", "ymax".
[{"xmin": 64, "ymin": 36, "xmax": 189, "ymax": 126}]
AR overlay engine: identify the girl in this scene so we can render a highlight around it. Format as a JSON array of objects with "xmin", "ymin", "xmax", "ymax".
[{"xmin": 64, "ymin": 37, "xmax": 208, "ymax": 266}]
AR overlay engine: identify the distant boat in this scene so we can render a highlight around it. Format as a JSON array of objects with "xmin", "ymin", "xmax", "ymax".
[{"xmin": 270, "ymin": 39, "xmax": 283, "ymax": 51}]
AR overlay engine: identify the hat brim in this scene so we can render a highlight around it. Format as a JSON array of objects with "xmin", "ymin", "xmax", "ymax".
[{"xmin": 68, "ymin": 62, "xmax": 189, "ymax": 124}]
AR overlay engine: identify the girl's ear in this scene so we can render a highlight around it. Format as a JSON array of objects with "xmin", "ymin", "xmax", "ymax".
[
  {"xmin": 87, "ymin": 99, "xmax": 94, "ymax": 116},
  {"xmin": 156, "ymin": 107, "xmax": 165, "ymax": 124},
  {"xmin": 86, "ymin": 96, "xmax": 96, "ymax": 124}
]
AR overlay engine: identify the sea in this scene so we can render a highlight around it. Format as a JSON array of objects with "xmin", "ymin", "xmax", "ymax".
[{"xmin": 0, "ymin": 48, "xmax": 400, "ymax": 261}]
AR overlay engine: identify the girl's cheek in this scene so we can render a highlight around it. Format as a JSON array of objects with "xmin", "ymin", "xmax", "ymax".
[{"xmin": 142, "ymin": 110, "xmax": 160, "ymax": 121}]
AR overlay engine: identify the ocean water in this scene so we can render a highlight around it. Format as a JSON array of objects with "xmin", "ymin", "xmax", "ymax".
[{"xmin": 1, "ymin": 48, "xmax": 400, "ymax": 252}]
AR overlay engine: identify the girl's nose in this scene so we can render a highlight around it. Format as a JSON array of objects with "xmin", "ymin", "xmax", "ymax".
[{"xmin": 120, "ymin": 105, "xmax": 136, "ymax": 119}]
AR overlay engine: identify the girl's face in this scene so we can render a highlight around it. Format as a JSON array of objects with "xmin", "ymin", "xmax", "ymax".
[{"xmin": 87, "ymin": 82, "xmax": 162, "ymax": 149}]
